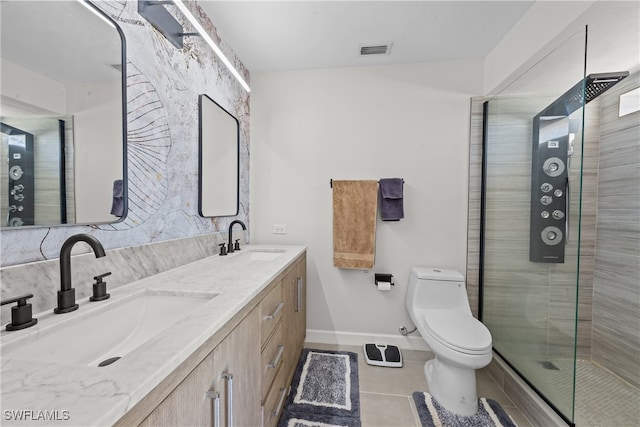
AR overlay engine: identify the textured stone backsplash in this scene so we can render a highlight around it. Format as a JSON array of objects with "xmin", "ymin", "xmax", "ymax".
[
  {"xmin": 0, "ymin": 0, "xmax": 250, "ymax": 315},
  {"xmin": 0, "ymin": 232, "xmax": 248, "ymax": 325}
]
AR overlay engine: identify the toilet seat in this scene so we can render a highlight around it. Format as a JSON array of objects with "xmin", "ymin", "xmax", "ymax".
[{"xmin": 423, "ymin": 310, "xmax": 492, "ymax": 355}]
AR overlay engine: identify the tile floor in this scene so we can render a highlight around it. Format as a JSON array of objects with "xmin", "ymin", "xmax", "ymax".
[{"xmin": 305, "ymin": 342, "xmax": 533, "ymax": 427}]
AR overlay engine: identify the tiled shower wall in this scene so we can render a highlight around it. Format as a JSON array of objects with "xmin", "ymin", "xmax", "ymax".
[
  {"xmin": 592, "ymin": 73, "xmax": 640, "ymax": 388},
  {"xmin": 466, "ymin": 94, "xmax": 600, "ymax": 360},
  {"xmin": 0, "ymin": 1, "xmax": 249, "ymax": 316},
  {"xmin": 468, "ymin": 73, "xmax": 640, "ymax": 388}
]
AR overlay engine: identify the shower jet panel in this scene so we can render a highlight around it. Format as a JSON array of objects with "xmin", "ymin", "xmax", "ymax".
[
  {"xmin": 529, "ymin": 71, "xmax": 629, "ymax": 263},
  {"xmin": 2, "ymin": 123, "xmax": 35, "ymax": 227},
  {"xmin": 530, "ymin": 117, "xmax": 570, "ymax": 263}
]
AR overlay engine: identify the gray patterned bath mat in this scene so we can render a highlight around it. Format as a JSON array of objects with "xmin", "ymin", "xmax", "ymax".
[
  {"xmin": 412, "ymin": 392, "xmax": 517, "ymax": 427},
  {"xmin": 278, "ymin": 349, "xmax": 361, "ymax": 427}
]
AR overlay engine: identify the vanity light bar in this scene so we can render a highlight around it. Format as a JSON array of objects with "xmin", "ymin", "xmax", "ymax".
[
  {"xmin": 76, "ymin": 0, "xmax": 116, "ymax": 29},
  {"xmin": 172, "ymin": 0, "xmax": 251, "ymax": 93}
]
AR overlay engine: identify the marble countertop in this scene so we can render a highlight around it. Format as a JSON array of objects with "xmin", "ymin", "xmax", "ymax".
[{"xmin": 0, "ymin": 245, "xmax": 306, "ymax": 426}]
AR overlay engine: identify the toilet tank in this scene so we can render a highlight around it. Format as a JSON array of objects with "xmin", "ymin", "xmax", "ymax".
[{"xmin": 406, "ymin": 267, "xmax": 471, "ymax": 314}]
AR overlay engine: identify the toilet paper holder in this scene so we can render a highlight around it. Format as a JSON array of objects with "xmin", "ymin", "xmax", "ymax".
[{"xmin": 374, "ymin": 273, "xmax": 394, "ymax": 287}]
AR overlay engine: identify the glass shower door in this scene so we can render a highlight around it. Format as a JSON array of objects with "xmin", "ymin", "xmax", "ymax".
[{"xmin": 480, "ymin": 29, "xmax": 588, "ymax": 423}]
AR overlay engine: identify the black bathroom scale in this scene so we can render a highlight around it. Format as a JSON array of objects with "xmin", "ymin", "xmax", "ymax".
[{"xmin": 363, "ymin": 343, "xmax": 403, "ymax": 368}]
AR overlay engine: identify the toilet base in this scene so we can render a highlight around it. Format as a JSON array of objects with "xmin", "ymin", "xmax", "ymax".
[{"xmin": 424, "ymin": 357, "xmax": 478, "ymax": 417}]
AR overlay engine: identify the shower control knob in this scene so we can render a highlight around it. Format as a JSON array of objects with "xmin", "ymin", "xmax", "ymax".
[
  {"xmin": 541, "ymin": 183, "xmax": 553, "ymax": 193},
  {"xmin": 554, "ymin": 189, "xmax": 563, "ymax": 197},
  {"xmin": 540, "ymin": 195, "xmax": 553, "ymax": 205},
  {"xmin": 13, "ymin": 194, "xmax": 24, "ymax": 202},
  {"xmin": 541, "ymin": 211, "xmax": 550, "ymax": 219},
  {"xmin": 9, "ymin": 165, "xmax": 23, "ymax": 180},
  {"xmin": 9, "ymin": 217, "xmax": 23, "ymax": 227},
  {"xmin": 552, "ymin": 210, "xmax": 565, "ymax": 220},
  {"xmin": 542, "ymin": 157, "xmax": 565, "ymax": 177},
  {"xmin": 8, "ymin": 205, "xmax": 17, "ymax": 213},
  {"xmin": 541, "ymin": 226, "xmax": 563, "ymax": 246}
]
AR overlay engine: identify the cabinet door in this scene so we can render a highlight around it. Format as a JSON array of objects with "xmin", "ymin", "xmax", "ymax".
[
  {"xmin": 282, "ymin": 255, "xmax": 307, "ymax": 384},
  {"xmin": 139, "ymin": 350, "xmax": 216, "ymax": 426},
  {"xmin": 214, "ymin": 306, "xmax": 261, "ymax": 427},
  {"xmin": 140, "ymin": 307, "xmax": 261, "ymax": 427},
  {"xmin": 294, "ymin": 255, "xmax": 307, "ymax": 351}
]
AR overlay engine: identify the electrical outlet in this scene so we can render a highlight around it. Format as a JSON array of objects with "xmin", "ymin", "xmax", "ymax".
[{"xmin": 272, "ymin": 224, "xmax": 287, "ymax": 234}]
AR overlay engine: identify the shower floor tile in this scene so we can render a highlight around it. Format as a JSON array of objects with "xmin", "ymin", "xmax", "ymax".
[
  {"xmin": 508, "ymin": 356, "xmax": 639, "ymax": 426},
  {"xmin": 573, "ymin": 360, "xmax": 640, "ymax": 427}
]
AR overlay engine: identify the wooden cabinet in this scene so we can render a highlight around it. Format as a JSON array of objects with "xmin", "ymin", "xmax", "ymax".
[
  {"xmin": 213, "ymin": 307, "xmax": 261, "ymax": 427},
  {"xmin": 139, "ymin": 308, "xmax": 261, "ymax": 427},
  {"xmin": 134, "ymin": 253, "xmax": 306, "ymax": 427},
  {"xmin": 138, "ymin": 347, "xmax": 216, "ymax": 426},
  {"xmin": 282, "ymin": 253, "xmax": 307, "ymax": 385}
]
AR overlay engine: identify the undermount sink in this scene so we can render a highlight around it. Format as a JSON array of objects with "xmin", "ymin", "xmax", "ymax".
[
  {"xmin": 1, "ymin": 290, "xmax": 216, "ymax": 367},
  {"xmin": 240, "ymin": 248, "xmax": 286, "ymax": 261}
]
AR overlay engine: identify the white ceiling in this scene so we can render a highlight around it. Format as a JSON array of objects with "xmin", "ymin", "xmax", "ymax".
[{"xmin": 199, "ymin": 1, "xmax": 535, "ymax": 73}]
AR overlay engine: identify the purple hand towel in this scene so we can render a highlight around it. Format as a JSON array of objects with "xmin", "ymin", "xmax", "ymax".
[
  {"xmin": 110, "ymin": 179, "xmax": 124, "ymax": 217},
  {"xmin": 379, "ymin": 178, "xmax": 404, "ymax": 221}
]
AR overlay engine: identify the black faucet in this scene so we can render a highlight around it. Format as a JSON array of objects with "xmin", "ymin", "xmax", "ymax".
[
  {"xmin": 55, "ymin": 234, "xmax": 106, "ymax": 314},
  {"xmin": 227, "ymin": 220, "xmax": 246, "ymax": 253}
]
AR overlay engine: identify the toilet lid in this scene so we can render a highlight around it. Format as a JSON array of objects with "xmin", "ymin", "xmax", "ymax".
[{"xmin": 423, "ymin": 311, "xmax": 492, "ymax": 354}]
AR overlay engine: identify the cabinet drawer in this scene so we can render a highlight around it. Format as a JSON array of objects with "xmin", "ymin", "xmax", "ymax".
[
  {"xmin": 262, "ymin": 363, "xmax": 288, "ymax": 427},
  {"xmin": 260, "ymin": 282, "xmax": 283, "ymax": 348},
  {"xmin": 261, "ymin": 322, "xmax": 284, "ymax": 399}
]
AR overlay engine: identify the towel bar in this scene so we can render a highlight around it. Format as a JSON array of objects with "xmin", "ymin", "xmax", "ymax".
[{"xmin": 330, "ymin": 179, "xmax": 405, "ymax": 188}]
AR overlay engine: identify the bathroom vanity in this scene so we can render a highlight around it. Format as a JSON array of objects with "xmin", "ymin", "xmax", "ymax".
[{"xmin": 0, "ymin": 245, "xmax": 306, "ymax": 427}]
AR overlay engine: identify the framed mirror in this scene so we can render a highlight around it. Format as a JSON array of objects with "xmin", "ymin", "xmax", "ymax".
[
  {"xmin": 198, "ymin": 94, "xmax": 239, "ymax": 217},
  {"xmin": 0, "ymin": 0, "xmax": 127, "ymax": 228}
]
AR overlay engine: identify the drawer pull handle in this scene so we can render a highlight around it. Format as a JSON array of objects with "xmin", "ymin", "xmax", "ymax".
[
  {"xmin": 296, "ymin": 277, "xmax": 302, "ymax": 312},
  {"xmin": 205, "ymin": 390, "xmax": 220, "ymax": 427},
  {"xmin": 221, "ymin": 372, "xmax": 233, "ymax": 427},
  {"xmin": 268, "ymin": 345, "xmax": 285, "ymax": 369},
  {"xmin": 271, "ymin": 387, "xmax": 288, "ymax": 418},
  {"xmin": 265, "ymin": 302, "xmax": 283, "ymax": 320}
]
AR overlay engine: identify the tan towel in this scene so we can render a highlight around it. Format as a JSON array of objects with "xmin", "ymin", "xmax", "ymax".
[{"xmin": 332, "ymin": 180, "xmax": 378, "ymax": 269}]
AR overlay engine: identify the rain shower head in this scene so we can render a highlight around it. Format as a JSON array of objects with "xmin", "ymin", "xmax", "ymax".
[{"xmin": 540, "ymin": 71, "xmax": 629, "ymax": 117}]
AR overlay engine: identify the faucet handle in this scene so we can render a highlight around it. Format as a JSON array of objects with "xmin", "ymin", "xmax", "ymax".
[
  {"xmin": 234, "ymin": 239, "xmax": 241, "ymax": 251},
  {"xmin": 90, "ymin": 272, "xmax": 111, "ymax": 302},
  {"xmin": 93, "ymin": 272, "xmax": 112, "ymax": 283},
  {"xmin": 1, "ymin": 294, "xmax": 38, "ymax": 331},
  {"xmin": 218, "ymin": 243, "xmax": 227, "ymax": 256}
]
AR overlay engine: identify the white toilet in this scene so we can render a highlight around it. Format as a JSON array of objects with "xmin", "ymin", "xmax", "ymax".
[{"xmin": 405, "ymin": 267, "xmax": 492, "ymax": 416}]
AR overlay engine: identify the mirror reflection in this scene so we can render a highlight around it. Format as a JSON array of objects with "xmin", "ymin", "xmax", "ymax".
[
  {"xmin": 0, "ymin": 0, "xmax": 126, "ymax": 228},
  {"xmin": 199, "ymin": 94, "xmax": 239, "ymax": 217}
]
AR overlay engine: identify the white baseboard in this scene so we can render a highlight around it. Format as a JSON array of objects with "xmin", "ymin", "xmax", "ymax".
[{"xmin": 305, "ymin": 329, "xmax": 430, "ymax": 351}]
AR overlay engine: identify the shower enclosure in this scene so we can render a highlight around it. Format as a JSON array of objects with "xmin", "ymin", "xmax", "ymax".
[{"xmin": 479, "ymin": 23, "xmax": 639, "ymax": 427}]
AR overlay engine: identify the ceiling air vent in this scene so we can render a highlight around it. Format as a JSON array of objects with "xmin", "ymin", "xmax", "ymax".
[{"xmin": 359, "ymin": 42, "xmax": 393, "ymax": 56}]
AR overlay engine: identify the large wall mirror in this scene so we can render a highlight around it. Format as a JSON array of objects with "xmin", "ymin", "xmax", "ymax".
[
  {"xmin": 0, "ymin": 1, "xmax": 127, "ymax": 228},
  {"xmin": 199, "ymin": 95, "xmax": 239, "ymax": 217}
]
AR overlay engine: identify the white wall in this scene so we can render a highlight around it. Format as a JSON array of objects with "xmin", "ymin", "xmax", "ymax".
[
  {"xmin": 483, "ymin": 0, "xmax": 595, "ymax": 94},
  {"xmin": 67, "ymin": 79, "xmax": 123, "ymax": 224},
  {"xmin": 251, "ymin": 61, "xmax": 484, "ymax": 348}
]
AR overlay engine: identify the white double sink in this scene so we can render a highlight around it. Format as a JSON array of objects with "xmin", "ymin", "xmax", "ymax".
[{"xmin": 1, "ymin": 248, "xmax": 286, "ymax": 368}]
